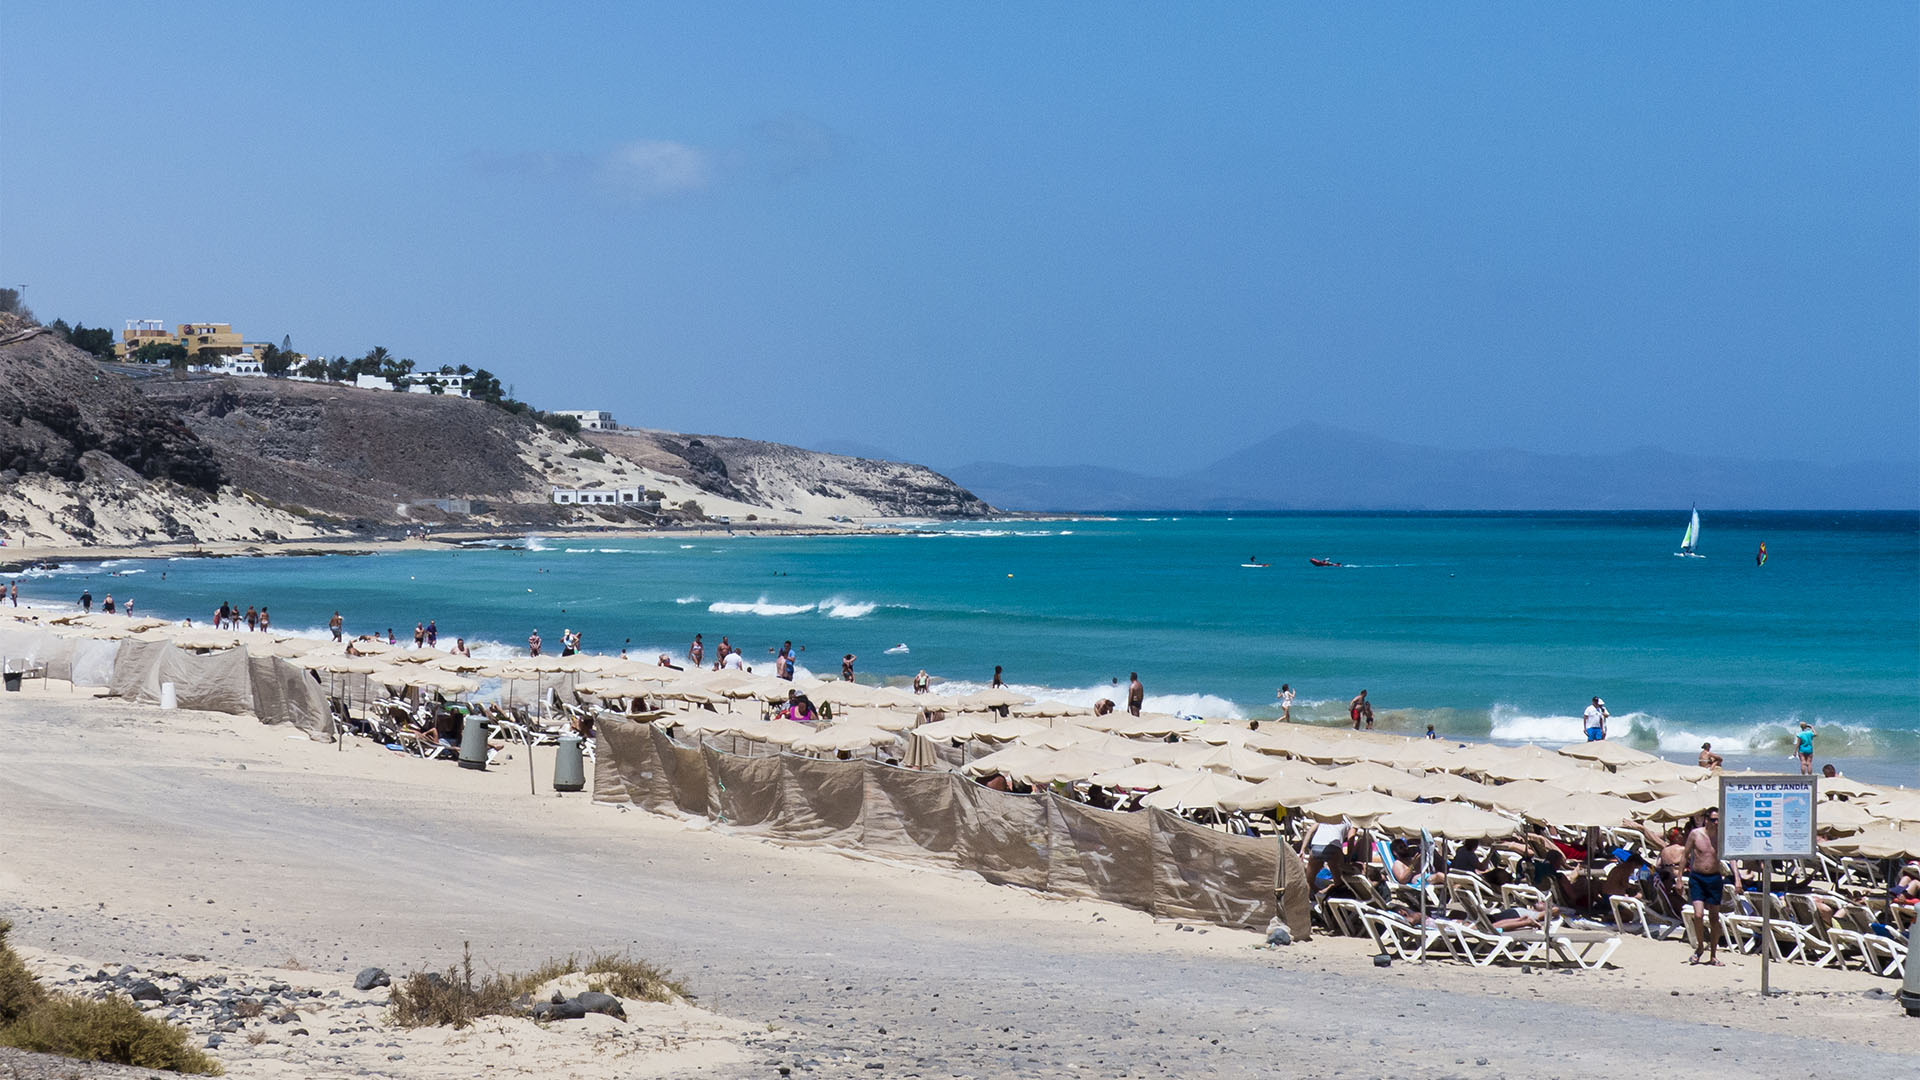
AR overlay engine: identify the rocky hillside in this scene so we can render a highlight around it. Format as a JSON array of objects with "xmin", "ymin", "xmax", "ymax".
[
  {"xmin": 588, "ymin": 429, "xmax": 993, "ymax": 519},
  {"xmin": 0, "ymin": 315, "xmax": 992, "ymax": 548}
]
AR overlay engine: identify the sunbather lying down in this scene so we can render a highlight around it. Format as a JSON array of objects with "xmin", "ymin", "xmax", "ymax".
[{"xmin": 1488, "ymin": 898, "xmax": 1573, "ymax": 931}]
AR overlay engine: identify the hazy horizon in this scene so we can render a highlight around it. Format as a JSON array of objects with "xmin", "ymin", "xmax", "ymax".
[{"xmin": 4, "ymin": 5, "xmax": 1914, "ymax": 477}]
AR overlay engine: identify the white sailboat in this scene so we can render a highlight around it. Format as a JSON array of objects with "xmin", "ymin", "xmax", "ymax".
[{"xmin": 1675, "ymin": 506, "xmax": 1704, "ymax": 558}]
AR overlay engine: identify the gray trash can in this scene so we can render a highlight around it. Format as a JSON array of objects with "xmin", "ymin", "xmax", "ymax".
[
  {"xmin": 458, "ymin": 713, "xmax": 489, "ymax": 771},
  {"xmin": 553, "ymin": 733, "xmax": 585, "ymax": 792},
  {"xmin": 1901, "ymin": 934, "xmax": 1920, "ymax": 1017},
  {"xmin": 3, "ymin": 672, "xmax": 20, "ymax": 693}
]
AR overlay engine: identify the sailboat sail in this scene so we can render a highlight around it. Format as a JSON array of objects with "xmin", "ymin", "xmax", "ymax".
[{"xmin": 1677, "ymin": 507, "xmax": 1702, "ymax": 556}]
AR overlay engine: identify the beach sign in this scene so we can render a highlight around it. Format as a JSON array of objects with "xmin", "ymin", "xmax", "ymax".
[{"xmin": 1718, "ymin": 775, "xmax": 1817, "ymax": 860}]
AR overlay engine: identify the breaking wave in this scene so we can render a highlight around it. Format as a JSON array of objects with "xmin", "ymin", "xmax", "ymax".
[{"xmin": 708, "ymin": 598, "xmax": 816, "ymax": 617}]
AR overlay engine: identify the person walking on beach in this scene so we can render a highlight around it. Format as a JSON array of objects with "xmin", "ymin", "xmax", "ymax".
[
  {"xmin": 560, "ymin": 629, "xmax": 576, "ymax": 657},
  {"xmin": 258, "ymin": 607, "xmax": 269, "ymax": 633},
  {"xmin": 425, "ymin": 620, "xmax": 437, "ymax": 648},
  {"xmin": 992, "ymin": 665, "xmax": 1005, "ymax": 688},
  {"xmin": 689, "ymin": 634, "xmax": 704, "ymax": 668},
  {"xmin": 329, "ymin": 611, "xmax": 344, "ymax": 642},
  {"xmin": 914, "ymin": 669, "xmax": 930, "ymax": 694},
  {"xmin": 1687, "ymin": 808, "xmax": 1726, "ymax": 965},
  {"xmin": 1349, "ymin": 689, "xmax": 1368, "ymax": 730},
  {"xmin": 1127, "ymin": 673, "xmax": 1144, "ymax": 717},
  {"xmin": 102, "ymin": 593, "xmax": 115, "ymax": 615},
  {"xmin": 1583, "ymin": 697, "xmax": 1609, "ymax": 741},
  {"xmin": 246, "ymin": 606, "xmax": 258, "ymax": 632},
  {"xmin": 80, "ymin": 589, "xmax": 92, "ymax": 614},
  {"xmin": 414, "ymin": 622, "xmax": 426, "ymax": 649},
  {"xmin": 715, "ymin": 636, "xmax": 731, "ymax": 668},
  {"xmin": 7, "ymin": 580, "xmax": 16, "ymax": 606},
  {"xmin": 841, "ymin": 653, "xmax": 857, "ymax": 681},
  {"xmin": 528, "ymin": 629, "xmax": 542, "ymax": 656},
  {"xmin": 1276, "ymin": 684, "xmax": 1294, "ymax": 722},
  {"xmin": 1795, "ymin": 721, "xmax": 1815, "ymax": 775}
]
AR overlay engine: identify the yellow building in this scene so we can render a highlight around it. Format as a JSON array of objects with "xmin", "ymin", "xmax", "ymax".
[{"xmin": 115, "ymin": 320, "xmax": 246, "ymax": 360}]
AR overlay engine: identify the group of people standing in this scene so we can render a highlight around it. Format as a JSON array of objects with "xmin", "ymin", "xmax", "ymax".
[
  {"xmin": 75, "ymin": 589, "xmax": 133, "ymax": 616},
  {"xmin": 211, "ymin": 600, "xmax": 267, "ymax": 632}
]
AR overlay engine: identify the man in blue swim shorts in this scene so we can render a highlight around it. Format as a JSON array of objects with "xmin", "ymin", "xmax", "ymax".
[{"xmin": 1687, "ymin": 808, "xmax": 1725, "ymax": 965}]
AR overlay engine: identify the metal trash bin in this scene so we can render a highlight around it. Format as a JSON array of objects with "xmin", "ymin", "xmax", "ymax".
[
  {"xmin": 2, "ymin": 671, "xmax": 20, "ymax": 693},
  {"xmin": 458, "ymin": 713, "xmax": 489, "ymax": 770},
  {"xmin": 1902, "ymin": 935, "xmax": 1920, "ymax": 1017},
  {"xmin": 553, "ymin": 733, "xmax": 585, "ymax": 792}
]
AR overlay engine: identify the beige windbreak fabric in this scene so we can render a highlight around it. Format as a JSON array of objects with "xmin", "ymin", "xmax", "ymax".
[{"xmin": 595, "ymin": 720, "xmax": 1278, "ymax": 932}]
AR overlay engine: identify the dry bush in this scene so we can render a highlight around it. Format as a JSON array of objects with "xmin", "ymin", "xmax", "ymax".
[
  {"xmin": 0, "ymin": 919, "xmax": 221, "ymax": 1074},
  {"xmin": 389, "ymin": 944, "xmax": 688, "ymax": 1029},
  {"xmin": 231, "ymin": 999, "xmax": 263, "ymax": 1019}
]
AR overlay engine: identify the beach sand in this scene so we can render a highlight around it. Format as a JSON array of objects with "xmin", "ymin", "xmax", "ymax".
[{"xmin": 1, "ymin": 684, "xmax": 1914, "ymax": 1079}]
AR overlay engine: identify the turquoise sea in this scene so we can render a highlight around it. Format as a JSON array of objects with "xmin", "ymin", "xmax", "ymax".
[{"xmin": 17, "ymin": 512, "xmax": 1919, "ymax": 780}]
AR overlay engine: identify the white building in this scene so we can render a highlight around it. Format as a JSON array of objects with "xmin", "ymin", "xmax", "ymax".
[
  {"xmin": 555, "ymin": 410, "xmax": 616, "ymax": 431},
  {"xmin": 353, "ymin": 374, "xmax": 394, "ymax": 391},
  {"xmin": 551, "ymin": 486, "xmax": 656, "ymax": 508},
  {"xmin": 408, "ymin": 372, "xmax": 472, "ymax": 398}
]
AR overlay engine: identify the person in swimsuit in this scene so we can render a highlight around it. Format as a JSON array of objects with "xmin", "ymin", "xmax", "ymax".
[
  {"xmin": 528, "ymin": 629, "xmax": 542, "ymax": 656},
  {"xmin": 841, "ymin": 653, "xmax": 857, "ymax": 681},
  {"xmin": 329, "ymin": 611, "xmax": 344, "ymax": 642},
  {"xmin": 992, "ymin": 665, "xmax": 1005, "ymax": 688},
  {"xmin": 1276, "ymin": 684, "xmax": 1294, "ymax": 722},
  {"xmin": 1126, "ymin": 673, "xmax": 1144, "ymax": 717},
  {"xmin": 1698, "ymin": 742, "xmax": 1723, "ymax": 769},
  {"xmin": 1349, "ymin": 689, "xmax": 1367, "ymax": 730},
  {"xmin": 689, "ymin": 634, "xmax": 704, "ymax": 667},
  {"xmin": 1795, "ymin": 722, "xmax": 1815, "ymax": 775},
  {"xmin": 1687, "ymin": 809, "xmax": 1726, "ymax": 965},
  {"xmin": 914, "ymin": 669, "xmax": 929, "ymax": 694}
]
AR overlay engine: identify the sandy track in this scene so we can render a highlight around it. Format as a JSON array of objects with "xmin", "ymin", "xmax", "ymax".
[{"xmin": 1, "ymin": 694, "xmax": 1913, "ymax": 1079}]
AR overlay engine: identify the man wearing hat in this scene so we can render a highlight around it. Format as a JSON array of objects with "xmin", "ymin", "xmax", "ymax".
[
  {"xmin": 1583, "ymin": 696, "xmax": 1609, "ymax": 741},
  {"xmin": 1795, "ymin": 721, "xmax": 1815, "ymax": 775}
]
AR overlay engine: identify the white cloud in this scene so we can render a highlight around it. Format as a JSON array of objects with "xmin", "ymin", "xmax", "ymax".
[{"xmin": 595, "ymin": 140, "xmax": 712, "ymax": 200}]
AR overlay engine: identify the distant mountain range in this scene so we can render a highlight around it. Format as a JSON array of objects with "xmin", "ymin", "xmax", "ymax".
[{"xmin": 943, "ymin": 422, "xmax": 1920, "ymax": 511}]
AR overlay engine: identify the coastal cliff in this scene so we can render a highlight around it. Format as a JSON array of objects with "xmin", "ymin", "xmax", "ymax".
[{"xmin": 0, "ymin": 315, "xmax": 993, "ymax": 548}]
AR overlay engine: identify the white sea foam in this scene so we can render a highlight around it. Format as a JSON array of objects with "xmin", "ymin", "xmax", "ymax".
[
  {"xmin": 708, "ymin": 598, "xmax": 815, "ymax": 617},
  {"xmin": 674, "ymin": 596, "xmax": 702, "ymax": 605},
  {"xmin": 820, "ymin": 598, "xmax": 877, "ymax": 619},
  {"xmin": 523, "ymin": 536, "xmax": 553, "ymax": 552},
  {"xmin": 934, "ymin": 679, "xmax": 1246, "ymax": 720},
  {"xmin": 679, "ymin": 544, "xmax": 696, "ymax": 549}
]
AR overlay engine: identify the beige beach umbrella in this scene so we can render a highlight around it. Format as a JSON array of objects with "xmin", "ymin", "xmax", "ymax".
[
  {"xmin": 1385, "ymin": 770, "xmax": 1503, "ymax": 807},
  {"xmin": 1472, "ymin": 753, "xmax": 1587, "ymax": 784},
  {"xmin": 913, "ymin": 715, "xmax": 997, "ymax": 743},
  {"xmin": 1377, "ymin": 802, "xmax": 1522, "ymax": 842},
  {"xmin": 736, "ymin": 718, "xmax": 816, "ymax": 747},
  {"xmin": 1299, "ymin": 790, "xmax": 1421, "ymax": 825},
  {"xmin": 1125, "ymin": 738, "xmax": 1200, "ymax": 765},
  {"xmin": 974, "ymin": 716, "xmax": 1047, "ymax": 743},
  {"xmin": 1550, "ymin": 769, "xmax": 1661, "ymax": 800},
  {"xmin": 1219, "ymin": 773, "xmax": 1339, "ymax": 813},
  {"xmin": 1522, "ymin": 792, "xmax": 1642, "ymax": 830},
  {"xmin": 1637, "ymin": 789, "xmax": 1720, "ymax": 822},
  {"xmin": 829, "ymin": 706, "xmax": 917, "ymax": 732},
  {"xmin": 1012, "ymin": 699, "xmax": 1089, "ymax": 718},
  {"xmin": 1173, "ymin": 743, "xmax": 1293, "ymax": 780},
  {"xmin": 961, "ymin": 744, "xmax": 1053, "ymax": 779},
  {"xmin": 1141, "ymin": 772, "xmax": 1259, "ymax": 812},
  {"xmin": 1615, "ymin": 760, "xmax": 1713, "ymax": 784},
  {"xmin": 388, "ymin": 647, "xmax": 452, "ymax": 664},
  {"xmin": 1321, "ymin": 761, "xmax": 1418, "ymax": 794},
  {"xmin": 1823, "ymin": 826, "xmax": 1920, "ymax": 860},
  {"xmin": 1814, "ymin": 800, "xmax": 1880, "ymax": 836},
  {"xmin": 1052, "ymin": 733, "xmax": 1159, "ymax": 761},
  {"xmin": 296, "ymin": 653, "xmax": 384, "ymax": 674},
  {"xmin": 344, "ymin": 637, "xmax": 400, "ymax": 656},
  {"xmin": 1016, "ymin": 723, "xmax": 1110, "ymax": 751},
  {"xmin": 961, "ymin": 687, "xmax": 1032, "ymax": 711},
  {"xmin": 810, "ymin": 681, "xmax": 880, "ymax": 706},
  {"xmin": 792, "ymin": 724, "xmax": 898, "ymax": 754},
  {"xmin": 1556, "ymin": 740, "xmax": 1659, "ymax": 768},
  {"xmin": 1007, "ymin": 749, "xmax": 1134, "ymax": 786},
  {"xmin": 1863, "ymin": 791, "xmax": 1920, "ymax": 824},
  {"xmin": 1188, "ymin": 721, "xmax": 1256, "ymax": 746},
  {"xmin": 169, "ymin": 628, "xmax": 246, "ymax": 651},
  {"xmin": 1376, "ymin": 742, "xmax": 1471, "ymax": 773},
  {"xmin": 572, "ymin": 677, "xmax": 662, "ymax": 698},
  {"xmin": 1103, "ymin": 712, "xmax": 1190, "ymax": 738},
  {"xmin": 1089, "ymin": 762, "xmax": 1202, "ymax": 792},
  {"xmin": 1815, "ymin": 776, "xmax": 1884, "ymax": 800},
  {"xmin": 241, "ymin": 637, "xmax": 317, "ymax": 658}
]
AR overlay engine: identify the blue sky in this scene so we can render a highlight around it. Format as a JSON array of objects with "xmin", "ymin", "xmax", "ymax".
[{"xmin": 3, "ymin": 3, "xmax": 1914, "ymax": 475}]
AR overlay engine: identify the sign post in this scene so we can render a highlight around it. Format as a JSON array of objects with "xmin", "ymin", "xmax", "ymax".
[{"xmin": 1719, "ymin": 775, "xmax": 1818, "ymax": 996}]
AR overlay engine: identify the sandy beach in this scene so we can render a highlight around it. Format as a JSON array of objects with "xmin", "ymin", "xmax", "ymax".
[{"xmin": 1, "ymin": 683, "xmax": 1913, "ymax": 1079}]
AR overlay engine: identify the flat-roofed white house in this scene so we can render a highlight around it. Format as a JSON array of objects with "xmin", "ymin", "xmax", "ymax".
[
  {"xmin": 408, "ymin": 372, "xmax": 472, "ymax": 397},
  {"xmin": 555, "ymin": 410, "xmax": 616, "ymax": 430},
  {"xmin": 550, "ymin": 486, "xmax": 660, "ymax": 509},
  {"xmin": 353, "ymin": 373, "xmax": 395, "ymax": 391}
]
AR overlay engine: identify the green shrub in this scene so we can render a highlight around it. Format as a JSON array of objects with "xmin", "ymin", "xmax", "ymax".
[{"xmin": 0, "ymin": 921, "xmax": 220, "ymax": 1074}]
